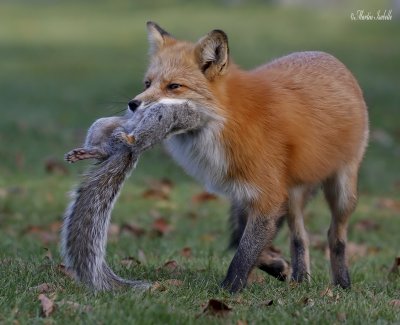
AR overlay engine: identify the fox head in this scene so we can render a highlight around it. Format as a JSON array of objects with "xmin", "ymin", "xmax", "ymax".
[{"xmin": 128, "ymin": 22, "xmax": 230, "ymax": 120}]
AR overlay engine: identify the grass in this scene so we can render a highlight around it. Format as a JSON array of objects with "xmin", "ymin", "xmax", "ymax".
[{"xmin": 0, "ymin": 0, "xmax": 399, "ymax": 324}]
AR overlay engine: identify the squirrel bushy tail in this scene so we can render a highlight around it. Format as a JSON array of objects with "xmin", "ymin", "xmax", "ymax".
[{"xmin": 61, "ymin": 145, "xmax": 149, "ymax": 290}]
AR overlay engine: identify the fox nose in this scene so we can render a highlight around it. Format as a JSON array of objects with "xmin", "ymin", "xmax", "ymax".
[{"xmin": 128, "ymin": 99, "xmax": 142, "ymax": 112}]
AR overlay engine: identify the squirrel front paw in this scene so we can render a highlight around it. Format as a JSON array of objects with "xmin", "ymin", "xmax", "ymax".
[{"xmin": 112, "ymin": 131, "xmax": 136, "ymax": 145}]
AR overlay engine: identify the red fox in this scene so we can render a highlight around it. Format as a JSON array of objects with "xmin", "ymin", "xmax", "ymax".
[
  {"xmin": 129, "ymin": 22, "xmax": 369, "ymax": 292},
  {"xmin": 63, "ymin": 21, "xmax": 369, "ymax": 293}
]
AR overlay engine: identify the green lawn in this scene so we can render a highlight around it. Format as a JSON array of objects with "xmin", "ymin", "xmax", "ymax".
[{"xmin": 0, "ymin": 1, "xmax": 399, "ymax": 324}]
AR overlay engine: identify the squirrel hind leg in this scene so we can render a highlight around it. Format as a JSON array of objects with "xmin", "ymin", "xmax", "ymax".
[{"xmin": 64, "ymin": 147, "xmax": 108, "ymax": 163}]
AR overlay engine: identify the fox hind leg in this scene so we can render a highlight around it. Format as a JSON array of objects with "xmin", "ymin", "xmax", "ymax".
[{"xmin": 323, "ymin": 162, "xmax": 359, "ymax": 289}]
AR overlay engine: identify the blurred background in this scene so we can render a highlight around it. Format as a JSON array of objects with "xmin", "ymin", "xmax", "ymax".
[{"xmin": 0, "ymin": 0, "xmax": 399, "ymax": 271}]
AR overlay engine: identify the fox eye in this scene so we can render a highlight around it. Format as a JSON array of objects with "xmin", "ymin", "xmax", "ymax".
[
  {"xmin": 167, "ymin": 83, "xmax": 182, "ymax": 90},
  {"xmin": 144, "ymin": 80, "xmax": 151, "ymax": 89}
]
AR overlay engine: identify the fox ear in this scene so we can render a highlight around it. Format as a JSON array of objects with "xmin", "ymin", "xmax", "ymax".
[
  {"xmin": 146, "ymin": 21, "xmax": 174, "ymax": 56},
  {"xmin": 195, "ymin": 29, "xmax": 229, "ymax": 80}
]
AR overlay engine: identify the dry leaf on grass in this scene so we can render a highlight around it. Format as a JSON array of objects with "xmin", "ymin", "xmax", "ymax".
[
  {"xmin": 29, "ymin": 283, "xmax": 56, "ymax": 294},
  {"xmin": 389, "ymin": 300, "xmax": 400, "ymax": 308},
  {"xmin": 375, "ymin": 198, "xmax": 400, "ymax": 212},
  {"xmin": 151, "ymin": 217, "xmax": 172, "ymax": 236},
  {"xmin": 258, "ymin": 300, "xmax": 274, "ymax": 307},
  {"xmin": 44, "ymin": 157, "xmax": 68, "ymax": 175},
  {"xmin": 300, "ymin": 297, "xmax": 314, "ymax": 307},
  {"xmin": 157, "ymin": 260, "xmax": 181, "ymax": 275},
  {"xmin": 354, "ymin": 219, "xmax": 380, "ymax": 231},
  {"xmin": 180, "ymin": 247, "xmax": 192, "ymax": 258},
  {"xmin": 202, "ymin": 299, "xmax": 232, "ymax": 317},
  {"xmin": 164, "ymin": 279, "xmax": 183, "ymax": 287},
  {"xmin": 121, "ymin": 223, "xmax": 146, "ymax": 237},
  {"xmin": 388, "ymin": 257, "xmax": 400, "ymax": 278},
  {"xmin": 121, "ymin": 256, "xmax": 141, "ymax": 268},
  {"xmin": 142, "ymin": 178, "xmax": 173, "ymax": 201},
  {"xmin": 192, "ymin": 192, "xmax": 218, "ymax": 203},
  {"xmin": 57, "ymin": 264, "xmax": 75, "ymax": 279},
  {"xmin": 38, "ymin": 294, "xmax": 55, "ymax": 317},
  {"xmin": 237, "ymin": 320, "xmax": 248, "ymax": 325},
  {"xmin": 320, "ymin": 287, "xmax": 334, "ymax": 298}
]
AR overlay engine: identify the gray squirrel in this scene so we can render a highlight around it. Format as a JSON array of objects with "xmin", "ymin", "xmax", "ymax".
[{"xmin": 62, "ymin": 102, "xmax": 202, "ymax": 290}]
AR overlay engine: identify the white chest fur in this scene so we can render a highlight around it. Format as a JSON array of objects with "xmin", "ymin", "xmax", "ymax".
[{"xmin": 164, "ymin": 122, "xmax": 228, "ymax": 195}]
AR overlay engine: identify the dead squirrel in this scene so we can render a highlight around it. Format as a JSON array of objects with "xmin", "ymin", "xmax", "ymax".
[{"xmin": 62, "ymin": 102, "xmax": 202, "ymax": 290}]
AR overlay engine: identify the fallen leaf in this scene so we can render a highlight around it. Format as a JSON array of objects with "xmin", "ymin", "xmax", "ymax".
[
  {"xmin": 58, "ymin": 300, "xmax": 92, "ymax": 313},
  {"xmin": 142, "ymin": 188, "xmax": 169, "ymax": 200},
  {"xmin": 151, "ymin": 217, "xmax": 172, "ymax": 236},
  {"xmin": 388, "ymin": 257, "xmax": 400, "ymax": 278},
  {"xmin": 320, "ymin": 287, "xmax": 334, "ymax": 298},
  {"xmin": 354, "ymin": 219, "xmax": 380, "ymax": 231},
  {"xmin": 164, "ymin": 279, "xmax": 183, "ymax": 287},
  {"xmin": 44, "ymin": 157, "xmax": 68, "ymax": 175},
  {"xmin": 23, "ymin": 225, "xmax": 58, "ymax": 245},
  {"xmin": 376, "ymin": 198, "xmax": 400, "ymax": 212},
  {"xmin": 202, "ymin": 299, "xmax": 232, "ymax": 317},
  {"xmin": 300, "ymin": 297, "xmax": 314, "ymax": 307},
  {"xmin": 259, "ymin": 300, "xmax": 274, "ymax": 307},
  {"xmin": 237, "ymin": 320, "xmax": 248, "ymax": 325},
  {"xmin": 29, "ymin": 283, "xmax": 56, "ymax": 294},
  {"xmin": 121, "ymin": 256, "xmax": 141, "ymax": 268},
  {"xmin": 150, "ymin": 281, "xmax": 167, "ymax": 293},
  {"xmin": 192, "ymin": 192, "xmax": 218, "ymax": 203},
  {"xmin": 57, "ymin": 264, "xmax": 75, "ymax": 279},
  {"xmin": 158, "ymin": 260, "xmax": 181, "ymax": 275},
  {"xmin": 389, "ymin": 299, "xmax": 400, "ymax": 308},
  {"xmin": 121, "ymin": 223, "xmax": 146, "ymax": 237},
  {"xmin": 180, "ymin": 247, "xmax": 192, "ymax": 258},
  {"xmin": 43, "ymin": 248, "xmax": 53, "ymax": 261},
  {"xmin": 38, "ymin": 294, "xmax": 55, "ymax": 317}
]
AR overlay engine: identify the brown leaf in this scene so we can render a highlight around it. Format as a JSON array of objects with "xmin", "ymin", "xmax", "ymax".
[
  {"xmin": 202, "ymin": 299, "xmax": 232, "ymax": 317},
  {"xmin": 150, "ymin": 281, "xmax": 167, "ymax": 293},
  {"xmin": 388, "ymin": 257, "xmax": 400, "ymax": 277},
  {"xmin": 237, "ymin": 320, "xmax": 248, "ymax": 325},
  {"xmin": 354, "ymin": 219, "xmax": 380, "ymax": 231},
  {"xmin": 23, "ymin": 225, "xmax": 58, "ymax": 245},
  {"xmin": 159, "ymin": 260, "xmax": 181, "ymax": 275},
  {"xmin": 142, "ymin": 188, "xmax": 169, "ymax": 200},
  {"xmin": 38, "ymin": 294, "xmax": 55, "ymax": 317},
  {"xmin": 151, "ymin": 217, "xmax": 172, "ymax": 236},
  {"xmin": 29, "ymin": 283, "xmax": 56, "ymax": 294},
  {"xmin": 389, "ymin": 299, "xmax": 400, "ymax": 308},
  {"xmin": 164, "ymin": 279, "xmax": 183, "ymax": 287},
  {"xmin": 320, "ymin": 287, "xmax": 334, "ymax": 298},
  {"xmin": 57, "ymin": 264, "xmax": 75, "ymax": 279},
  {"xmin": 121, "ymin": 223, "xmax": 146, "ymax": 237},
  {"xmin": 43, "ymin": 248, "xmax": 53, "ymax": 261},
  {"xmin": 259, "ymin": 300, "xmax": 274, "ymax": 307},
  {"xmin": 376, "ymin": 198, "xmax": 400, "ymax": 212},
  {"xmin": 300, "ymin": 297, "xmax": 314, "ymax": 307},
  {"xmin": 180, "ymin": 247, "xmax": 192, "ymax": 258},
  {"xmin": 192, "ymin": 192, "xmax": 218, "ymax": 203},
  {"xmin": 44, "ymin": 157, "xmax": 68, "ymax": 175},
  {"xmin": 121, "ymin": 256, "xmax": 141, "ymax": 268}
]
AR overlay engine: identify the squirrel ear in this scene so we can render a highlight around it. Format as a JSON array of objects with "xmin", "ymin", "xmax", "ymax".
[
  {"xmin": 195, "ymin": 29, "xmax": 229, "ymax": 80},
  {"xmin": 146, "ymin": 21, "xmax": 175, "ymax": 56}
]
